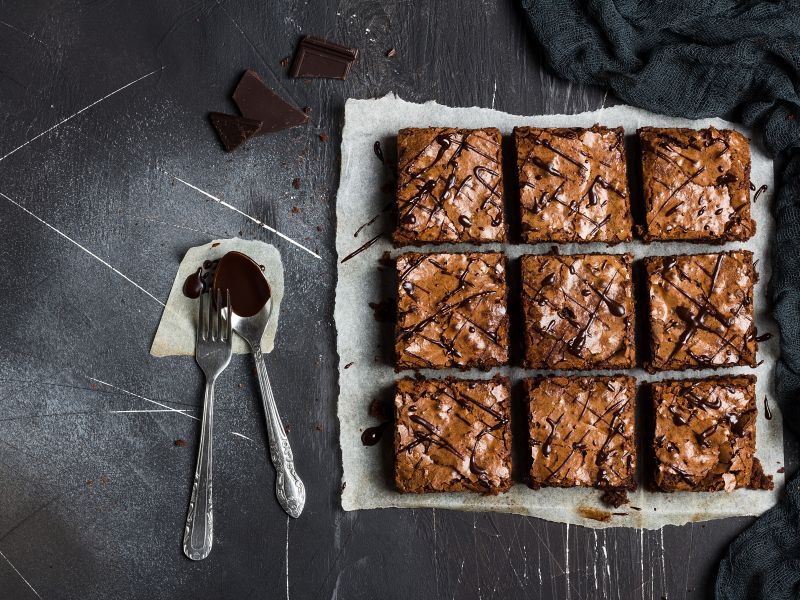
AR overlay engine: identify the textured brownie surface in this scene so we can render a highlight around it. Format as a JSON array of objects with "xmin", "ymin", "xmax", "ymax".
[
  {"xmin": 645, "ymin": 251, "xmax": 757, "ymax": 371},
  {"xmin": 525, "ymin": 375, "xmax": 636, "ymax": 490},
  {"xmin": 395, "ymin": 252, "xmax": 509, "ymax": 369},
  {"xmin": 639, "ymin": 127, "xmax": 754, "ymax": 242},
  {"xmin": 394, "ymin": 376, "xmax": 512, "ymax": 494},
  {"xmin": 394, "ymin": 128, "xmax": 505, "ymax": 245},
  {"xmin": 651, "ymin": 376, "xmax": 766, "ymax": 492},
  {"xmin": 521, "ymin": 253, "xmax": 635, "ymax": 369},
  {"xmin": 515, "ymin": 125, "xmax": 632, "ymax": 243}
]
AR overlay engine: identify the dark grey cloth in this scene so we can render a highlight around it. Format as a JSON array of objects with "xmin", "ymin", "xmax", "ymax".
[{"xmin": 517, "ymin": 1, "xmax": 800, "ymax": 598}]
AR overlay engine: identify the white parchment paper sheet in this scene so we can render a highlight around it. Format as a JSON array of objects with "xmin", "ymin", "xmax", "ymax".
[
  {"xmin": 335, "ymin": 95, "xmax": 784, "ymax": 529},
  {"xmin": 151, "ymin": 238, "xmax": 283, "ymax": 356}
]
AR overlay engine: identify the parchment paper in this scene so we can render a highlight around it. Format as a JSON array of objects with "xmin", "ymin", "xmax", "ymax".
[
  {"xmin": 151, "ymin": 238, "xmax": 283, "ymax": 356},
  {"xmin": 335, "ymin": 95, "xmax": 784, "ymax": 529}
]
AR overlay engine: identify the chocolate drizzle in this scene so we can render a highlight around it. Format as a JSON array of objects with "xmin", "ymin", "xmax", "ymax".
[{"xmin": 361, "ymin": 421, "xmax": 390, "ymax": 446}]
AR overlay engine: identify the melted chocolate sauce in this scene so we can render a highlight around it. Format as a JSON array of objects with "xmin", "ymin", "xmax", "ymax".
[
  {"xmin": 361, "ymin": 421, "xmax": 390, "ymax": 446},
  {"xmin": 753, "ymin": 184, "xmax": 768, "ymax": 203},
  {"xmin": 340, "ymin": 231, "xmax": 384, "ymax": 263},
  {"xmin": 373, "ymin": 140, "xmax": 385, "ymax": 163},
  {"xmin": 212, "ymin": 251, "xmax": 272, "ymax": 317},
  {"xmin": 764, "ymin": 396, "xmax": 773, "ymax": 420},
  {"xmin": 183, "ymin": 268, "xmax": 205, "ymax": 299}
]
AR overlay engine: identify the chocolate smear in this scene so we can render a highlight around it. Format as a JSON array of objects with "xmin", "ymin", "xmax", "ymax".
[{"xmin": 213, "ymin": 251, "xmax": 271, "ymax": 317}]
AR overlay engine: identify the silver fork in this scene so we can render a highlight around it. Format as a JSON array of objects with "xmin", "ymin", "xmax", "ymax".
[{"xmin": 183, "ymin": 289, "xmax": 232, "ymax": 561}]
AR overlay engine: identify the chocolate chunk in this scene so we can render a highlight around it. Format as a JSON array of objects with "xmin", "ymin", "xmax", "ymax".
[
  {"xmin": 208, "ymin": 112, "xmax": 262, "ymax": 152},
  {"xmin": 232, "ymin": 70, "xmax": 308, "ymax": 134},
  {"xmin": 290, "ymin": 35, "xmax": 358, "ymax": 79}
]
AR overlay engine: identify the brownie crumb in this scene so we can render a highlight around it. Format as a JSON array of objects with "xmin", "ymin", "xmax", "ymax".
[
  {"xmin": 577, "ymin": 506, "xmax": 612, "ymax": 523},
  {"xmin": 600, "ymin": 489, "xmax": 630, "ymax": 508},
  {"xmin": 368, "ymin": 397, "xmax": 390, "ymax": 421},
  {"xmin": 378, "ymin": 250, "xmax": 393, "ymax": 268},
  {"xmin": 90, "ymin": 383, "xmax": 97, "ymax": 390},
  {"xmin": 292, "ymin": 178, "xmax": 301, "ymax": 189},
  {"xmin": 319, "ymin": 132, "xmax": 329, "ymax": 142},
  {"xmin": 211, "ymin": 242, "xmax": 220, "ymax": 247},
  {"xmin": 174, "ymin": 439, "xmax": 187, "ymax": 447},
  {"xmin": 386, "ymin": 48, "xmax": 397, "ymax": 58},
  {"xmin": 99, "ymin": 474, "xmax": 110, "ymax": 486},
  {"xmin": 86, "ymin": 479, "xmax": 94, "ymax": 486},
  {"xmin": 314, "ymin": 424, "xmax": 324, "ymax": 432},
  {"xmin": 291, "ymin": 206, "xmax": 301, "ymax": 214},
  {"xmin": 747, "ymin": 457, "xmax": 774, "ymax": 490},
  {"xmin": 303, "ymin": 106, "xmax": 312, "ymax": 114},
  {"xmin": 778, "ymin": 467, "xmax": 785, "ymax": 473},
  {"xmin": 368, "ymin": 298, "xmax": 395, "ymax": 323},
  {"xmin": 280, "ymin": 56, "xmax": 290, "ymax": 67}
]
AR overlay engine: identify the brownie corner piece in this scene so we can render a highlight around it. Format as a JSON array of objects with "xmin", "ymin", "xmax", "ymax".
[
  {"xmin": 514, "ymin": 125, "xmax": 632, "ymax": 244},
  {"xmin": 395, "ymin": 252, "xmax": 509, "ymax": 370},
  {"xmin": 644, "ymin": 251, "xmax": 757, "ymax": 371},
  {"xmin": 525, "ymin": 375, "xmax": 636, "ymax": 490},
  {"xmin": 639, "ymin": 126, "xmax": 755, "ymax": 243},
  {"xmin": 651, "ymin": 375, "xmax": 758, "ymax": 492},
  {"xmin": 394, "ymin": 376, "xmax": 512, "ymax": 494},
  {"xmin": 520, "ymin": 253, "xmax": 635, "ymax": 370},
  {"xmin": 394, "ymin": 127, "xmax": 505, "ymax": 245}
]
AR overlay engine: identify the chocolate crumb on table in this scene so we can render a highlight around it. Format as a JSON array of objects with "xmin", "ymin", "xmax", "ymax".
[
  {"xmin": 651, "ymin": 375, "xmax": 771, "ymax": 492},
  {"xmin": 525, "ymin": 375, "xmax": 636, "ymax": 493},
  {"xmin": 638, "ymin": 127, "xmax": 755, "ymax": 242},
  {"xmin": 394, "ymin": 128, "xmax": 506, "ymax": 245},
  {"xmin": 514, "ymin": 125, "xmax": 632, "ymax": 243},
  {"xmin": 520, "ymin": 253, "xmax": 635, "ymax": 369},
  {"xmin": 644, "ymin": 250, "xmax": 757, "ymax": 372},
  {"xmin": 395, "ymin": 252, "xmax": 509, "ymax": 370},
  {"xmin": 394, "ymin": 376, "xmax": 511, "ymax": 494}
]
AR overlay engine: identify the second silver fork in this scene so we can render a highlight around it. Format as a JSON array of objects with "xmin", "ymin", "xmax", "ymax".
[{"xmin": 183, "ymin": 289, "xmax": 232, "ymax": 561}]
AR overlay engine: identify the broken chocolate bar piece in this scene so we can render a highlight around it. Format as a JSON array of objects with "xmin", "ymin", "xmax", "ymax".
[
  {"xmin": 290, "ymin": 36, "xmax": 358, "ymax": 80},
  {"xmin": 232, "ymin": 70, "xmax": 308, "ymax": 134},
  {"xmin": 208, "ymin": 112, "xmax": 262, "ymax": 152}
]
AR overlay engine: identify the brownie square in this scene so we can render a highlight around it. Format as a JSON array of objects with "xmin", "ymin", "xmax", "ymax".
[
  {"xmin": 644, "ymin": 251, "xmax": 757, "ymax": 372},
  {"xmin": 520, "ymin": 253, "xmax": 635, "ymax": 370},
  {"xmin": 639, "ymin": 127, "xmax": 755, "ymax": 242},
  {"xmin": 394, "ymin": 128, "xmax": 505, "ymax": 245},
  {"xmin": 651, "ymin": 375, "xmax": 769, "ymax": 492},
  {"xmin": 525, "ymin": 375, "xmax": 636, "ymax": 490},
  {"xmin": 396, "ymin": 252, "xmax": 509, "ymax": 370},
  {"xmin": 515, "ymin": 125, "xmax": 632, "ymax": 243},
  {"xmin": 394, "ymin": 376, "xmax": 512, "ymax": 494}
]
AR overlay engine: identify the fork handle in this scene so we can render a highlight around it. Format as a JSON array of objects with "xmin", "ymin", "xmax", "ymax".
[
  {"xmin": 183, "ymin": 378, "xmax": 215, "ymax": 560},
  {"xmin": 252, "ymin": 346, "xmax": 306, "ymax": 518}
]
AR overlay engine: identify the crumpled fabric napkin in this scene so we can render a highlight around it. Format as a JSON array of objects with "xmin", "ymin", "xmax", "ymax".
[{"xmin": 517, "ymin": 1, "xmax": 800, "ymax": 597}]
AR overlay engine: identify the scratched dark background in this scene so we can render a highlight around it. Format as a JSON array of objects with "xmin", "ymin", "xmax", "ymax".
[{"xmin": 0, "ymin": 1, "xmax": 797, "ymax": 599}]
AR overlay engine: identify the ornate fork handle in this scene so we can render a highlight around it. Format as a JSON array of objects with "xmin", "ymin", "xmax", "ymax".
[
  {"xmin": 252, "ymin": 346, "xmax": 306, "ymax": 518},
  {"xmin": 183, "ymin": 378, "xmax": 215, "ymax": 560}
]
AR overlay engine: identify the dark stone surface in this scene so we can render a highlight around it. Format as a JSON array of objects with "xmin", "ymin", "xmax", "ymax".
[{"xmin": 0, "ymin": 1, "xmax": 796, "ymax": 598}]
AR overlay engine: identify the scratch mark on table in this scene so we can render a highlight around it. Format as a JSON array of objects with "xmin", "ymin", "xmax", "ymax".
[
  {"xmin": 0, "ymin": 67, "xmax": 164, "ymax": 164},
  {"xmin": 109, "ymin": 409, "xmax": 195, "ymax": 415},
  {"xmin": 491, "ymin": 79, "xmax": 497, "ymax": 109},
  {"xmin": 89, "ymin": 377, "xmax": 198, "ymax": 420},
  {"xmin": 0, "ymin": 192, "xmax": 165, "ymax": 306},
  {"xmin": 130, "ymin": 214, "xmax": 221, "ymax": 238},
  {"xmin": 0, "ymin": 547, "xmax": 42, "ymax": 599},
  {"xmin": 659, "ymin": 527, "xmax": 667, "ymax": 598},
  {"xmin": 230, "ymin": 431, "xmax": 254, "ymax": 441},
  {"xmin": 565, "ymin": 523, "xmax": 571, "ymax": 600},
  {"xmin": 172, "ymin": 176, "xmax": 322, "ymax": 259},
  {"xmin": 285, "ymin": 515, "xmax": 291, "ymax": 600},
  {"xmin": 0, "ymin": 19, "xmax": 48, "ymax": 47}
]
